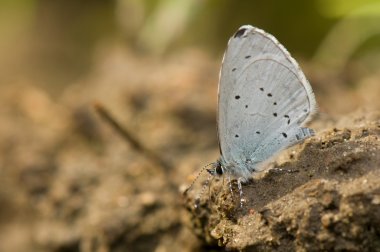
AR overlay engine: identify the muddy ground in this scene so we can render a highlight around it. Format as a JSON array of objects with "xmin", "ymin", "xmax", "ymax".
[{"xmin": 0, "ymin": 45, "xmax": 379, "ymax": 251}]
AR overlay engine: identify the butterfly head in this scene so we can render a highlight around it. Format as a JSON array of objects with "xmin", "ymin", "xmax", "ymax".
[{"xmin": 207, "ymin": 160, "xmax": 224, "ymax": 177}]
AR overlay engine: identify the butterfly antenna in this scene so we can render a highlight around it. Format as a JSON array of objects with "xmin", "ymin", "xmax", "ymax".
[
  {"xmin": 183, "ymin": 162, "xmax": 214, "ymax": 196},
  {"xmin": 195, "ymin": 174, "xmax": 213, "ymax": 209}
]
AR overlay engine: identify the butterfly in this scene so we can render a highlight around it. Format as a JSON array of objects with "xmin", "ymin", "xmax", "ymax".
[{"xmin": 208, "ymin": 25, "xmax": 317, "ymax": 186}]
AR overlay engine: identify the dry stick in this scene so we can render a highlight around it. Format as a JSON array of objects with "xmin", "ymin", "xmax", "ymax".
[{"xmin": 93, "ymin": 102, "xmax": 174, "ymax": 176}]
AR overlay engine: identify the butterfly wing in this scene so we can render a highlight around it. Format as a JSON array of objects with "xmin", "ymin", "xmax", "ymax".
[{"xmin": 217, "ymin": 25, "xmax": 316, "ymax": 169}]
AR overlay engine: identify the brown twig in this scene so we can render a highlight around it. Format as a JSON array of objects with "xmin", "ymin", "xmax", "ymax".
[{"xmin": 93, "ymin": 102, "xmax": 173, "ymax": 173}]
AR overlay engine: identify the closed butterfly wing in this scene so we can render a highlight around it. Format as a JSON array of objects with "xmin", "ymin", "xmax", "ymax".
[{"xmin": 217, "ymin": 25, "xmax": 317, "ymax": 172}]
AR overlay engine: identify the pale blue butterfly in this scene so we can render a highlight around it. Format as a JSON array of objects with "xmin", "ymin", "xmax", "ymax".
[{"xmin": 206, "ymin": 25, "xmax": 317, "ymax": 202}]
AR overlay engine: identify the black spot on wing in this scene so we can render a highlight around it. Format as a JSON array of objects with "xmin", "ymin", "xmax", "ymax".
[
  {"xmin": 235, "ymin": 95, "xmax": 240, "ymax": 100},
  {"xmin": 273, "ymin": 113, "xmax": 277, "ymax": 117},
  {"xmin": 232, "ymin": 68, "xmax": 237, "ymax": 72},
  {"xmin": 245, "ymin": 105, "xmax": 248, "ymax": 108},
  {"xmin": 267, "ymin": 93, "xmax": 272, "ymax": 97},
  {"xmin": 256, "ymin": 131, "xmax": 260, "ymax": 134},
  {"xmin": 245, "ymin": 55, "xmax": 251, "ymax": 59},
  {"xmin": 234, "ymin": 28, "xmax": 247, "ymax": 38},
  {"xmin": 260, "ymin": 88, "xmax": 264, "ymax": 91},
  {"xmin": 284, "ymin": 115, "xmax": 290, "ymax": 124},
  {"xmin": 282, "ymin": 132, "xmax": 288, "ymax": 138},
  {"xmin": 235, "ymin": 134, "xmax": 239, "ymax": 138},
  {"xmin": 273, "ymin": 102, "xmax": 277, "ymax": 105}
]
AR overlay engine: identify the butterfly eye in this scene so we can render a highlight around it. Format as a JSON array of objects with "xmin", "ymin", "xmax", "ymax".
[
  {"xmin": 215, "ymin": 167, "xmax": 223, "ymax": 175},
  {"xmin": 215, "ymin": 164, "xmax": 223, "ymax": 175}
]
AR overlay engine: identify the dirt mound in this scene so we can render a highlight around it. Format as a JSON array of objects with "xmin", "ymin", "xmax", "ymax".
[{"xmin": 184, "ymin": 111, "xmax": 380, "ymax": 251}]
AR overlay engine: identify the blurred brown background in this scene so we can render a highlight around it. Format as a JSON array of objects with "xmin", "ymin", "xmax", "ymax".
[
  {"xmin": 0, "ymin": 0, "xmax": 379, "ymax": 251},
  {"xmin": 2, "ymin": 0, "xmax": 380, "ymax": 89}
]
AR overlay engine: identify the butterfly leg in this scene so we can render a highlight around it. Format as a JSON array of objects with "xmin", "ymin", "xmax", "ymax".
[
  {"xmin": 227, "ymin": 175, "xmax": 234, "ymax": 198},
  {"xmin": 237, "ymin": 177, "xmax": 245, "ymax": 208}
]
